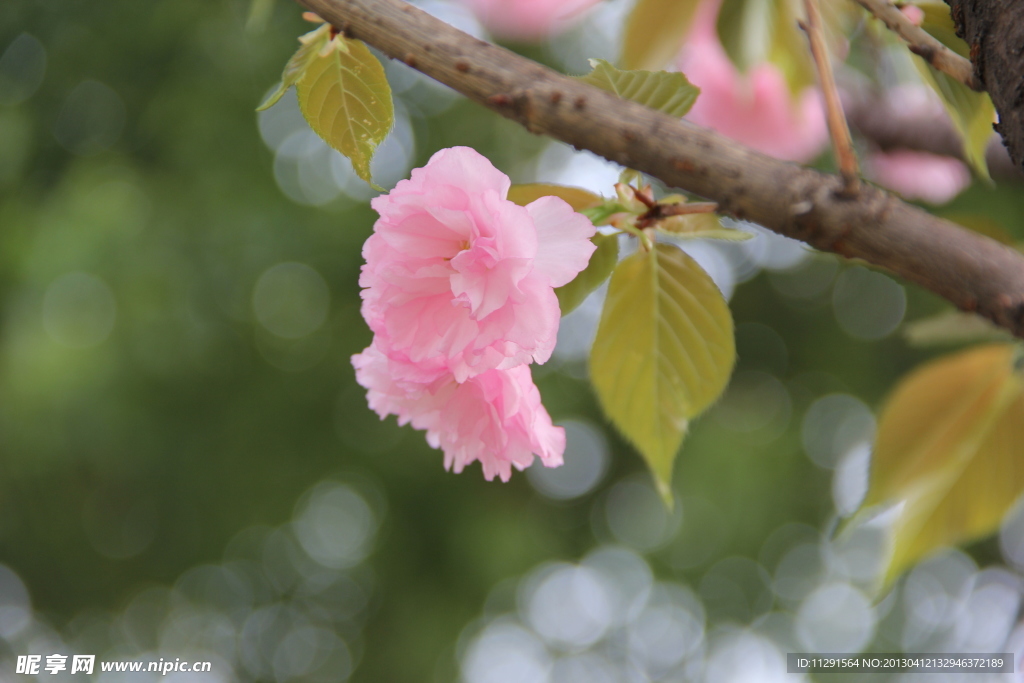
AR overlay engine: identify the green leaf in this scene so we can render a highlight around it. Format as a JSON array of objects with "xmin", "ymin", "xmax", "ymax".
[
  {"xmin": 717, "ymin": 0, "xmax": 777, "ymax": 74},
  {"xmin": 257, "ymin": 23, "xmax": 331, "ymax": 112},
  {"xmin": 620, "ymin": 0, "xmax": 702, "ymax": 71},
  {"xmin": 915, "ymin": 1, "xmax": 968, "ymax": 57},
  {"xmin": 656, "ymin": 213, "xmax": 753, "ymax": 241},
  {"xmin": 900, "ymin": 2, "xmax": 995, "ymax": 178},
  {"xmin": 590, "ymin": 244, "xmax": 735, "ymax": 503},
  {"xmin": 506, "ymin": 183, "xmax": 603, "ymax": 213},
  {"xmin": 865, "ymin": 344, "xmax": 1024, "ymax": 584},
  {"xmin": 555, "ymin": 234, "xmax": 619, "ymax": 316},
  {"xmin": 579, "ymin": 60, "xmax": 699, "ymax": 118},
  {"xmin": 296, "ymin": 37, "xmax": 394, "ymax": 189},
  {"xmin": 913, "ymin": 61, "xmax": 996, "ymax": 178},
  {"xmin": 717, "ymin": 0, "xmax": 854, "ymax": 94},
  {"xmin": 903, "ymin": 310, "xmax": 1012, "ymax": 348}
]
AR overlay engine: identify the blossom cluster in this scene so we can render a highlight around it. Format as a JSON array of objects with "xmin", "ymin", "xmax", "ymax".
[{"xmin": 352, "ymin": 147, "xmax": 596, "ymax": 481}]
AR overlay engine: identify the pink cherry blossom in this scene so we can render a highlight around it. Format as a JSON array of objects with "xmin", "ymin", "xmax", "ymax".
[
  {"xmin": 352, "ymin": 343, "xmax": 565, "ymax": 482},
  {"xmin": 461, "ymin": 0, "xmax": 601, "ymax": 41},
  {"xmin": 677, "ymin": 0, "xmax": 829, "ymax": 163},
  {"xmin": 360, "ymin": 146, "xmax": 595, "ymax": 383},
  {"xmin": 861, "ymin": 85, "xmax": 972, "ymax": 204},
  {"xmin": 866, "ymin": 150, "xmax": 971, "ymax": 205}
]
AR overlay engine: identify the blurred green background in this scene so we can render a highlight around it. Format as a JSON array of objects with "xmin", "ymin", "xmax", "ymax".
[{"xmin": 2, "ymin": 1, "xmax": 1024, "ymax": 681}]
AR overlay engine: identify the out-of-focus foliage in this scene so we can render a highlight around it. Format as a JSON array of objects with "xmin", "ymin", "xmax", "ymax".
[
  {"xmin": 912, "ymin": 64, "xmax": 995, "ymax": 179},
  {"xmin": 2, "ymin": 0, "xmax": 1024, "ymax": 681},
  {"xmin": 863, "ymin": 344, "xmax": 1024, "ymax": 584},
  {"xmin": 619, "ymin": 0, "xmax": 701, "ymax": 70}
]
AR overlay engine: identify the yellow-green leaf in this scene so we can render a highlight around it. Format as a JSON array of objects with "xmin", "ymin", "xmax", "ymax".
[
  {"xmin": 590, "ymin": 244, "xmax": 735, "ymax": 503},
  {"xmin": 506, "ymin": 183, "xmax": 602, "ymax": 212},
  {"xmin": 579, "ymin": 60, "xmax": 699, "ymax": 118},
  {"xmin": 297, "ymin": 37, "xmax": 393, "ymax": 188},
  {"xmin": 913, "ymin": 57, "xmax": 996, "ymax": 178},
  {"xmin": 903, "ymin": 310, "xmax": 1012, "ymax": 348},
  {"xmin": 657, "ymin": 213, "xmax": 753, "ymax": 241},
  {"xmin": 717, "ymin": 0, "xmax": 854, "ymax": 94},
  {"xmin": 257, "ymin": 23, "xmax": 331, "ymax": 111},
  {"xmin": 556, "ymin": 234, "xmax": 619, "ymax": 315},
  {"xmin": 866, "ymin": 344, "xmax": 1024, "ymax": 583},
  {"xmin": 717, "ymin": 0, "xmax": 778, "ymax": 74},
  {"xmin": 620, "ymin": 0, "xmax": 701, "ymax": 71},
  {"xmin": 880, "ymin": 3, "xmax": 993, "ymax": 178},
  {"xmin": 914, "ymin": 1, "xmax": 967, "ymax": 57}
]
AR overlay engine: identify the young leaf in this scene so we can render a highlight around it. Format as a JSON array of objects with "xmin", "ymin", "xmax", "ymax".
[
  {"xmin": 506, "ymin": 183, "xmax": 602, "ymax": 212},
  {"xmin": 579, "ymin": 60, "xmax": 699, "ymax": 118},
  {"xmin": 257, "ymin": 23, "xmax": 331, "ymax": 111},
  {"xmin": 620, "ymin": 0, "xmax": 702, "ymax": 71},
  {"xmin": 865, "ymin": 344, "xmax": 1024, "ymax": 584},
  {"xmin": 912, "ymin": 62, "xmax": 995, "ymax": 178},
  {"xmin": 657, "ymin": 213, "xmax": 753, "ymax": 241},
  {"xmin": 590, "ymin": 244, "xmax": 735, "ymax": 503},
  {"xmin": 297, "ymin": 38, "xmax": 394, "ymax": 188},
  {"xmin": 556, "ymin": 234, "xmax": 619, "ymax": 316}
]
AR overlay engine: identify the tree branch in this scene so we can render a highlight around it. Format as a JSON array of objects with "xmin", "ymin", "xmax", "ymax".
[
  {"xmin": 945, "ymin": 0, "xmax": 1024, "ymax": 172},
  {"xmin": 853, "ymin": 0, "xmax": 980, "ymax": 90},
  {"xmin": 843, "ymin": 87, "xmax": 1021, "ymax": 180},
  {"xmin": 295, "ymin": 0, "xmax": 1024, "ymax": 338}
]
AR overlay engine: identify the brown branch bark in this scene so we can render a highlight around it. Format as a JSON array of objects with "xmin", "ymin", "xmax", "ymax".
[
  {"xmin": 295, "ymin": 0, "xmax": 1024, "ymax": 338},
  {"xmin": 854, "ymin": 0, "xmax": 980, "ymax": 90},
  {"xmin": 945, "ymin": 0, "xmax": 1024, "ymax": 173},
  {"xmin": 842, "ymin": 87, "xmax": 1021, "ymax": 180}
]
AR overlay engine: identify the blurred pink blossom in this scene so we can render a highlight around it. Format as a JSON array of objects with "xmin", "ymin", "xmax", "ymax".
[
  {"xmin": 360, "ymin": 146, "xmax": 595, "ymax": 383},
  {"xmin": 677, "ymin": 0, "xmax": 829, "ymax": 162},
  {"xmin": 462, "ymin": 0, "xmax": 601, "ymax": 41},
  {"xmin": 353, "ymin": 344, "xmax": 564, "ymax": 482},
  {"xmin": 866, "ymin": 150, "xmax": 971, "ymax": 205},
  {"xmin": 900, "ymin": 4, "xmax": 925, "ymax": 25},
  {"xmin": 354, "ymin": 146, "xmax": 594, "ymax": 480},
  {"xmin": 862, "ymin": 85, "xmax": 972, "ymax": 204}
]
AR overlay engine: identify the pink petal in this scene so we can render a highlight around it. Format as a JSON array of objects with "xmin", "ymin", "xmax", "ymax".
[{"xmin": 526, "ymin": 196, "xmax": 598, "ymax": 288}]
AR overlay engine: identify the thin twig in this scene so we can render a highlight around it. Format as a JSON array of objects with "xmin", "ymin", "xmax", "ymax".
[
  {"xmin": 800, "ymin": 0, "xmax": 859, "ymax": 196},
  {"xmin": 293, "ymin": 0, "xmax": 1024, "ymax": 339},
  {"xmin": 853, "ymin": 0, "xmax": 981, "ymax": 91},
  {"xmin": 659, "ymin": 202, "xmax": 718, "ymax": 216}
]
